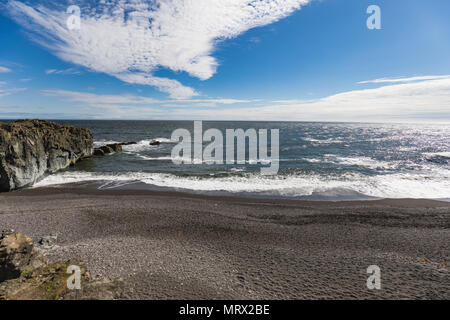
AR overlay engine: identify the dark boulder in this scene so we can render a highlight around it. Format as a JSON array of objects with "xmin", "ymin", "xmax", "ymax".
[
  {"xmin": 94, "ymin": 149, "xmax": 105, "ymax": 156},
  {"xmin": 108, "ymin": 144, "xmax": 123, "ymax": 153},
  {"xmin": 99, "ymin": 146, "xmax": 114, "ymax": 154},
  {"xmin": 37, "ymin": 235, "xmax": 58, "ymax": 250},
  {"xmin": 149, "ymin": 140, "xmax": 161, "ymax": 146},
  {"xmin": 0, "ymin": 120, "xmax": 93, "ymax": 191},
  {"xmin": 93, "ymin": 143, "xmax": 128, "ymax": 156},
  {"xmin": 94, "ymin": 144, "xmax": 121, "ymax": 156}
]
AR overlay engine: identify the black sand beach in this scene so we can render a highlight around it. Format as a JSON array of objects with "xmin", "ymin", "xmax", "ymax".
[{"xmin": 0, "ymin": 183, "xmax": 449, "ymax": 300}]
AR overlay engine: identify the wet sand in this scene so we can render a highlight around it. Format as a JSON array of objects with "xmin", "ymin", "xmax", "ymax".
[{"xmin": 0, "ymin": 183, "xmax": 449, "ymax": 299}]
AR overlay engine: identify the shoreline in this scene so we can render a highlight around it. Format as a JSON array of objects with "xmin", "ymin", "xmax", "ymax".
[
  {"xmin": 30, "ymin": 179, "xmax": 450, "ymax": 202},
  {"xmin": 1, "ymin": 184, "xmax": 449, "ymax": 299}
]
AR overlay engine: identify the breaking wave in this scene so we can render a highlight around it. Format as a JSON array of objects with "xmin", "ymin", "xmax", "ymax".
[{"xmin": 33, "ymin": 169, "xmax": 450, "ymax": 200}]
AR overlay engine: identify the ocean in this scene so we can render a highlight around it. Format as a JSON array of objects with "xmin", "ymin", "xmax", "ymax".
[{"xmin": 17, "ymin": 120, "xmax": 450, "ymax": 200}]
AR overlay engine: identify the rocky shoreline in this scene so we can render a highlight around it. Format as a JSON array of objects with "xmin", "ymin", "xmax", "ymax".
[
  {"xmin": 0, "ymin": 120, "xmax": 93, "ymax": 192},
  {"xmin": 0, "ymin": 119, "xmax": 145, "ymax": 191}
]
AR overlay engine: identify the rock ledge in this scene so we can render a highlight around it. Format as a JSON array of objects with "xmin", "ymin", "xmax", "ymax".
[{"xmin": 0, "ymin": 119, "xmax": 93, "ymax": 191}]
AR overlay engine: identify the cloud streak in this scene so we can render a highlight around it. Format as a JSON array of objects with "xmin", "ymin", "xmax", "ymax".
[
  {"xmin": 0, "ymin": 66, "xmax": 12, "ymax": 73},
  {"xmin": 45, "ymin": 68, "xmax": 82, "ymax": 75},
  {"xmin": 41, "ymin": 89, "xmax": 160, "ymax": 105},
  {"xmin": 5, "ymin": 0, "xmax": 309, "ymax": 99},
  {"xmin": 171, "ymin": 77, "xmax": 450, "ymax": 122},
  {"xmin": 40, "ymin": 89, "xmax": 255, "ymax": 109},
  {"xmin": 358, "ymin": 75, "xmax": 450, "ymax": 84},
  {"xmin": 0, "ymin": 87, "xmax": 26, "ymax": 97},
  {"xmin": 34, "ymin": 76, "xmax": 450, "ymax": 121}
]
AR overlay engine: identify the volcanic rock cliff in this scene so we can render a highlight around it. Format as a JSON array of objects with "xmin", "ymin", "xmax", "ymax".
[{"xmin": 0, "ymin": 119, "xmax": 93, "ymax": 192}]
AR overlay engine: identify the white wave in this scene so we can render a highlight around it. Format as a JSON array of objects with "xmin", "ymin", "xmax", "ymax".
[
  {"xmin": 424, "ymin": 152, "xmax": 450, "ymax": 159},
  {"xmin": 333, "ymin": 157, "xmax": 399, "ymax": 170},
  {"xmin": 93, "ymin": 140, "xmax": 121, "ymax": 148},
  {"xmin": 302, "ymin": 137, "xmax": 344, "ymax": 144},
  {"xmin": 136, "ymin": 154, "xmax": 273, "ymax": 164},
  {"xmin": 137, "ymin": 155, "xmax": 173, "ymax": 161},
  {"xmin": 281, "ymin": 145, "xmax": 307, "ymax": 152},
  {"xmin": 304, "ymin": 158, "xmax": 323, "ymax": 163},
  {"xmin": 122, "ymin": 140, "xmax": 160, "ymax": 152},
  {"xmin": 305, "ymin": 155, "xmax": 399, "ymax": 170},
  {"xmin": 94, "ymin": 138, "xmax": 174, "ymax": 153},
  {"xmin": 122, "ymin": 137, "xmax": 176, "ymax": 152},
  {"xmin": 152, "ymin": 137, "xmax": 177, "ymax": 144},
  {"xmin": 33, "ymin": 169, "xmax": 450, "ymax": 199}
]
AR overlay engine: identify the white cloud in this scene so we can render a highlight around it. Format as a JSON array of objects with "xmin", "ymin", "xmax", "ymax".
[
  {"xmin": 0, "ymin": 66, "xmax": 12, "ymax": 73},
  {"xmin": 36, "ymin": 76, "xmax": 450, "ymax": 121},
  {"xmin": 0, "ymin": 87, "xmax": 26, "ymax": 97},
  {"xmin": 41, "ymin": 89, "xmax": 160, "ymax": 105},
  {"xmin": 45, "ymin": 68, "xmax": 82, "ymax": 75},
  {"xmin": 39, "ymin": 89, "xmax": 253, "ymax": 109},
  {"xmin": 358, "ymin": 75, "xmax": 450, "ymax": 84},
  {"xmin": 170, "ymin": 98, "xmax": 257, "ymax": 107},
  {"xmin": 171, "ymin": 77, "xmax": 450, "ymax": 122},
  {"xmin": 6, "ymin": 0, "xmax": 309, "ymax": 99}
]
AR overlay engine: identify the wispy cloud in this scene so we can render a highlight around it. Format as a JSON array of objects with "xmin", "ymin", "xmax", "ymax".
[
  {"xmin": 171, "ymin": 77, "xmax": 450, "ymax": 122},
  {"xmin": 358, "ymin": 75, "xmax": 450, "ymax": 84},
  {"xmin": 35, "ymin": 76, "xmax": 450, "ymax": 121},
  {"xmin": 40, "ymin": 89, "xmax": 254, "ymax": 109},
  {"xmin": 0, "ymin": 77, "xmax": 28, "ymax": 97},
  {"xmin": 5, "ymin": 0, "xmax": 309, "ymax": 99},
  {"xmin": 0, "ymin": 66, "xmax": 12, "ymax": 73},
  {"xmin": 45, "ymin": 68, "xmax": 82, "ymax": 75},
  {"xmin": 0, "ymin": 87, "xmax": 27, "ymax": 97},
  {"xmin": 41, "ymin": 89, "xmax": 160, "ymax": 105}
]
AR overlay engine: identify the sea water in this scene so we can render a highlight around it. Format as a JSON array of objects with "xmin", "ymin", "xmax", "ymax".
[{"xmin": 20, "ymin": 120, "xmax": 450, "ymax": 200}]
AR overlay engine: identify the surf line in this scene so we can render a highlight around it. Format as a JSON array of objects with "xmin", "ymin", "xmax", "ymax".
[{"xmin": 171, "ymin": 121, "xmax": 279, "ymax": 175}]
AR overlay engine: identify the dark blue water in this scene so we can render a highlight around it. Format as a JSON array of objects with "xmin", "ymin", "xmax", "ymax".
[{"xmin": 24, "ymin": 120, "xmax": 450, "ymax": 199}]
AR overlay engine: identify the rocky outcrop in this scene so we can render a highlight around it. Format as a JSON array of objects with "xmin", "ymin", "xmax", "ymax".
[
  {"xmin": 149, "ymin": 140, "xmax": 161, "ymax": 146},
  {"xmin": 93, "ymin": 143, "xmax": 122, "ymax": 156},
  {"xmin": 0, "ymin": 119, "xmax": 93, "ymax": 192},
  {"xmin": 93, "ymin": 142, "xmax": 135, "ymax": 156},
  {"xmin": 120, "ymin": 141, "xmax": 137, "ymax": 146},
  {"xmin": 0, "ymin": 230, "xmax": 123, "ymax": 300},
  {"xmin": 0, "ymin": 230, "xmax": 46, "ymax": 282},
  {"xmin": 0, "ymin": 259, "xmax": 123, "ymax": 300}
]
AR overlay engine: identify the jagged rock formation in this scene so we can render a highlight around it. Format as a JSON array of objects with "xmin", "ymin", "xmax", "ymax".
[
  {"xmin": 93, "ymin": 142, "xmax": 136, "ymax": 156},
  {"xmin": 94, "ymin": 143, "xmax": 122, "ymax": 156},
  {"xmin": 0, "ymin": 230, "xmax": 46, "ymax": 282},
  {"xmin": 0, "ymin": 119, "xmax": 93, "ymax": 191},
  {"xmin": 0, "ymin": 230, "xmax": 123, "ymax": 300}
]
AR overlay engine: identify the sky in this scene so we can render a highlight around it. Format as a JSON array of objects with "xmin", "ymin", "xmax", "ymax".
[{"xmin": 0, "ymin": 0, "xmax": 450, "ymax": 122}]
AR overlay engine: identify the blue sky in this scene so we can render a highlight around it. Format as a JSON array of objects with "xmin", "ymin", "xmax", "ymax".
[{"xmin": 0, "ymin": 0, "xmax": 450, "ymax": 121}]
